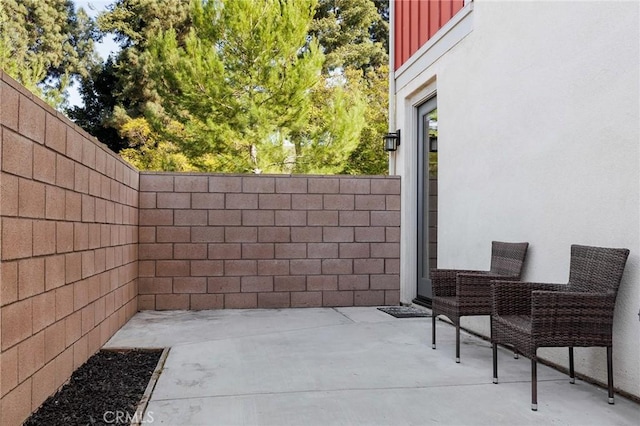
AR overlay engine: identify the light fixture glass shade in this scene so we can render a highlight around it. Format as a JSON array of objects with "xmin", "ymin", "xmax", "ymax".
[{"xmin": 383, "ymin": 130, "xmax": 401, "ymax": 152}]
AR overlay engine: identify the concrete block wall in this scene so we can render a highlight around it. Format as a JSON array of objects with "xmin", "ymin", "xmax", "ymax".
[
  {"xmin": 138, "ymin": 173, "xmax": 401, "ymax": 310},
  {"xmin": 0, "ymin": 72, "xmax": 139, "ymax": 425},
  {"xmin": 0, "ymin": 71, "xmax": 400, "ymax": 424}
]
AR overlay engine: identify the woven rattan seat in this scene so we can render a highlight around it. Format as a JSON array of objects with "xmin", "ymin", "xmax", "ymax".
[
  {"xmin": 430, "ymin": 241, "xmax": 529, "ymax": 362},
  {"xmin": 490, "ymin": 244, "xmax": 630, "ymax": 411}
]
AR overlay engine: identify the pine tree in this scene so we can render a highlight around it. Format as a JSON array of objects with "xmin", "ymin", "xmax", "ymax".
[
  {"xmin": 66, "ymin": 0, "xmax": 388, "ymax": 175},
  {"xmin": 96, "ymin": 0, "xmax": 192, "ymax": 112},
  {"xmin": 341, "ymin": 65, "xmax": 389, "ymax": 175},
  {"xmin": 289, "ymin": 68, "xmax": 366, "ymax": 174},
  {"xmin": 67, "ymin": 0, "xmax": 193, "ymax": 152},
  {"xmin": 145, "ymin": 0, "xmax": 338, "ymax": 173},
  {"xmin": 311, "ymin": 0, "xmax": 388, "ymax": 73},
  {"xmin": 67, "ymin": 58, "xmax": 127, "ymax": 151},
  {"xmin": 0, "ymin": 0, "xmax": 98, "ymax": 107},
  {"xmin": 309, "ymin": 0, "xmax": 390, "ymax": 175}
]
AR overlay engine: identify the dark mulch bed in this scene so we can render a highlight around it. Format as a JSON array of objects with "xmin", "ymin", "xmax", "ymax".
[{"xmin": 25, "ymin": 349, "xmax": 162, "ymax": 426}]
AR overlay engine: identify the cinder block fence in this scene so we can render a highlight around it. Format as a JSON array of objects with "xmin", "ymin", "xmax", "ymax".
[
  {"xmin": 0, "ymin": 72, "xmax": 400, "ymax": 423},
  {"xmin": 138, "ymin": 173, "xmax": 400, "ymax": 310},
  {"xmin": 1, "ymin": 72, "xmax": 139, "ymax": 424}
]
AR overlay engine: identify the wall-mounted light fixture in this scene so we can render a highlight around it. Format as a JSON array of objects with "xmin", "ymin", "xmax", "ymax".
[
  {"xmin": 429, "ymin": 136, "xmax": 438, "ymax": 153},
  {"xmin": 383, "ymin": 129, "xmax": 401, "ymax": 152}
]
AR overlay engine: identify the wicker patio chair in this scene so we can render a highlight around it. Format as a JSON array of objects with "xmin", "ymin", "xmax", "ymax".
[
  {"xmin": 431, "ymin": 241, "xmax": 529, "ymax": 362},
  {"xmin": 491, "ymin": 244, "xmax": 630, "ymax": 411}
]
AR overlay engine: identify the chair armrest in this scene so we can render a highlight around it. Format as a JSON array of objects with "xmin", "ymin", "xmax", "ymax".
[
  {"xmin": 431, "ymin": 269, "xmax": 486, "ymax": 297},
  {"xmin": 491, "ymin": 282, "xmax": 566, "ymax": 316},
  {"xmin": 531, "ymin": 291, "xmax": 617, "ymax": 340}
]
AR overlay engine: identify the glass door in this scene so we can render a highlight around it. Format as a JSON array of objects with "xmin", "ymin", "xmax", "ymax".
[{"xmin": 416, "ymin": 97, "xmax": 438, "ymax": 305}]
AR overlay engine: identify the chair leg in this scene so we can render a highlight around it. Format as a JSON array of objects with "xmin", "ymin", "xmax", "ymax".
[
  {"xmin": 492, "ymin": 343, "xmax": 498, "ymax": 384},
  {"xmin": 531, "ymin": 358, "xmax": 538, "ymax": 411},
  {"xmin": 489, "ymin": 315, "xmax": 493, "ymax": 340},
  {"xmin": 607, "ymin": 346, "xmax": 614, "ymax": 404},
  {"xmin": 432, "ymin": 315, "xmax": 436, "ymax": 349},
  {"xmin": 569, "ymin": 347, "xmax": 575, "ymax": 384},
  {"xmin": 455, "ymin": 323, "xmax": 460, "ymax": 363}
]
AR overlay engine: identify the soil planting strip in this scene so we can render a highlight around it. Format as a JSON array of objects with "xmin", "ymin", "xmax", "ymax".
[{"xmin": 24, "ymin": 348, "xmax": 164, "ymax": 426}]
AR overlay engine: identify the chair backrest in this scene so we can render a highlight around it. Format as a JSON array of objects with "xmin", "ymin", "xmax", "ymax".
[
  {"xmin": 567, "ymin": 245, "xmax": 630, "ymax": 293},
  {"xmin": 489, "ymin": 241, "xmax": 529, "ymax": 278}
]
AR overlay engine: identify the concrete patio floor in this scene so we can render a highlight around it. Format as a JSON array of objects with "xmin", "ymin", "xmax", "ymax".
[{"xmin": 105, "ymin": 307, "xmax": 639, "ymax": 425}]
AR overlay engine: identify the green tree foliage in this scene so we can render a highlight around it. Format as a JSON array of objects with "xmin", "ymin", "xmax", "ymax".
[
  {"xmin": 143, "ymin": 0, "xmax": 367, "ymax": 174},
  {"xmin": 98, "ymin": 0, "xmax": 192, "ymax": 49},
  {"xmin": 96, "ymin": 0, "xmax": 192, "ymax": 111},
  {"xmin": 118, "ymin": 117, "xmax": 198, "ymax": 171},
  {"xmin": 67, "ymin": 58, "xmax": 127, "ymax": 151},
  {"xmin": 311, "ymin": 0, "xmax": 388, "ymax": 72},
  {"xmin": 68, "ymin": 0, "xmax": 193, "ymax": 152},
  {"xmin": 290, "ymin": 68, "xmax": 366, "ymax": 174},
  {"xmin": 309, "ymin": 0, "xmax": 389, "ymax": 174},
  {"xmin": 67, "ymin": 0, "xmax": 389, "ymax": 175},
  {"xmin": 370, "ymin": 0, "xmax": 390, "ymax": 55},
  {"xmin": 341, "ymin": 65, "xmax": 388, "ymax": 175},
  {"xmin": 0, "ymin": 0, "xmax": 98, "ymax": 107}
]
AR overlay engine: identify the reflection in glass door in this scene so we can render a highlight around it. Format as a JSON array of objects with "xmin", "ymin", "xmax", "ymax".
[{"xmin": 416, "ymin": 97, "xmax": 438, "ymax": 305}]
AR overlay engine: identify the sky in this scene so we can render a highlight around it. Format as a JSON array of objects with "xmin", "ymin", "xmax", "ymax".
[{"xmin": 68, "ymin": 0, "xmax": 120, "ymax": 107}]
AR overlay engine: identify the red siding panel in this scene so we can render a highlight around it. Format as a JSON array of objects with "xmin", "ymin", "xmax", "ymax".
[
  {"xmin": 453, "ymin": 0, "xmax": 465, "ymax": 15},
  {"xmin": 394, "ymin": 0, "xmax": 467, "ymax": 70},
  {"xmin": 418, "ymin": 0, "xmax": 429, "ymax": 47},
  {"xmin": 440, "ymin": 1, "xmax": 453, "ymax": 27},
  {"xmin": 428, "ymin": 0, "xmax": 440, "ymax": 38},
  {"xmin": 402, "ymin": 0, "xmax": 411, "ymax": 65},
  {"xmin": 410, "ymin": 0, "xmax": 420, "ymax": 53}
]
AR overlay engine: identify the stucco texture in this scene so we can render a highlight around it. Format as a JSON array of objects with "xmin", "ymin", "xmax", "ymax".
[{"xmin": 394, "ymin": 1, "xmax": 639, "ymax": 397}]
